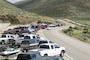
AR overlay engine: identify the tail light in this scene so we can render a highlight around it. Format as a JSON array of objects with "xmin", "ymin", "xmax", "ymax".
[{"xmin": 28, "ymin": 44, "xmax": 30, "ymax": 47}]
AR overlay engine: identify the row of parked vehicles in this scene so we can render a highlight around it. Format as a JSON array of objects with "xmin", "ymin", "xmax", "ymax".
[{"xmin": 0, "ymin": 23, "xmax": 65, "ymax": 60}]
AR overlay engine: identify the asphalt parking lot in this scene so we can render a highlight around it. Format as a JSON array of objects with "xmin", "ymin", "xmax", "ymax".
[{"xmin": 0, "ymin": 24, "xmax": 70, "ymax": 60}]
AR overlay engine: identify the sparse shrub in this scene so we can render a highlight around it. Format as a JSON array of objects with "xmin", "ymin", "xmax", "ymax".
[
  {"xmin": 68, "ymin": 26, "xmax": 73, "ymax": 32},
  {"xmin": 73, "ymin": 26, "xmax": 80, "ymax": 30},
  {"xmin": 63, "ymin": 30, "xmax": 68, "ymax": 33},
  {"xmin": 83, "ymin": 28, "xmax": 89, "ymax": 33}
]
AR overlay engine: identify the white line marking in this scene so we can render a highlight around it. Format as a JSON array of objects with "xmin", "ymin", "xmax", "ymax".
[
  {"xmin": 38, "ymin": 30, "xmax": 74, "ymax": 60},
  {"xmin": 65, "ymin": 54, "xmax": 74, "ymax": 60}
]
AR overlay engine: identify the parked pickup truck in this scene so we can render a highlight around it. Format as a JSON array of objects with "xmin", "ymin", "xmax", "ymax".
[
  {"xmin": 24, "ymin": 34, "xmax": 44, "ymax": 40},
  {"xmin": 0, "ymin": 34, "xmax": 14, "ymax": 44},
  {"xmin": 31, "ymin": 43, "xmax": 65, "ymax": 57}
]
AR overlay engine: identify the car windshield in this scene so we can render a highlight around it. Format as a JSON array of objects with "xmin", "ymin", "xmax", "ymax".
[
  {"xmin": 29, "ymin": 40, "xmax": 36, "ymax": 44},
  {"xmin": 39, "ymin": 41, "xmax": 53, "ymax": 44},
  {"xmin": 39, "ymin": 41, "xmax": 48, "ymax": 44},
  {"xmin": 30, "ymin": 54, "xmax": 41, "ymax": 59},
  {"xmin": 17, "ymin": 54, "xmax": 31, "ymax": 60},
  {"xmin": 40, "ymin": 45, "xmax": 49, "ymax": 49},
  {"xmin": 24, "ymin": 36, "xmax": 31, "ymax": 39},
  {"xmin": 21, "ymin": 41, "xmax": 29, "ymax": 44},
  {"xmin": 21, "ymin": 40, "xmax": 37, "ymax": 44},
  {"xmin": 19, "ymin": 35, "xmax": 24, "ymax": 37},
  {"xmin": 17, "ymin": 53, "xmax": 41, "ymax": 60}
]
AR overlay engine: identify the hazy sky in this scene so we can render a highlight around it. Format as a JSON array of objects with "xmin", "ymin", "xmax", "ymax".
[{"xmin": 7, "ymin": 0, "xmax": 21, "ymax": 3}]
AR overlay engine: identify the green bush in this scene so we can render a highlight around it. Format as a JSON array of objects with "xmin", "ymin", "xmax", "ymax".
[{"xmin": 68, "ymin": 26, "xmax": 73, "ymax": 32}]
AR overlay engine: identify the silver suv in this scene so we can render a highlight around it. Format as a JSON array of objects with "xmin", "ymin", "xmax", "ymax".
[{"xmin": 21, "ymin": 39, "xmax": 39, "ymax": 51}]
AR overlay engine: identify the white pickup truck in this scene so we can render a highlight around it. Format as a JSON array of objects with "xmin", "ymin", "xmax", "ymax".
[
  {"xmin": 0, "ymin": 34, "xmax": 14, "ymax": 44},
  {"xmin": 31, "ymin": 43, "xmax": 65, "ymax": 57}
]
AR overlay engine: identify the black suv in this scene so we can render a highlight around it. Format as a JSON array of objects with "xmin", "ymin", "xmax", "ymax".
[
  {"xmin": 16, "ymin": 51, "xmax": 41, "ymax": 60},
  {"xmin": 32, "ymin": 56, "xmax": 64, "ymax": 60}
]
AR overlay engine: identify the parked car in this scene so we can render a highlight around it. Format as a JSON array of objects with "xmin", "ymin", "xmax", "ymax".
[
  {"xmin": 4, "ymin": 28, "xmax": 20, "ymax": 34},
  {"xmin": 21, "ymin": 39, "xmax": 39, "ymax": 51},
  {"xmin": 16, "ymin": 34, "xmax": 27, "ymax": 44},
  {"xmin": 8, "ymin": 39, "xmax": 16, "ymax": 45},
  {"xmin": 37, "ymin": 25, "xmax": 46, "ymax": 29},
  {"xmin": 30, "ymin": 24, "xmax": 38, "ymax": 29},
  {"xmin": 0, "ymin": 34, "xmax": 14, "ymax": 44},
  {"xmin": 28, "ymin": 27, "xmax": 36, "ymax": 33},
  {"xmin": 46, "ymin": 27, "xmax": 51, "ymax": 30},
  {"xmin": 48, "ymin": 24, "xmax": 56, "ymax": 27},
  {"xmin": 32, "ymin": 56, "xmax": 64, "ymax": 60},
  {"xmin": 20, "ymin": 27, "xmax": 30, "ymax": 34},
  {"xmin": 16, "ymin": 51, "xmax": 41, "ymax": 60},
  {"xmin": 31, "ymin": 43, "xmax": 65, "ymax": 57},
  {"xmin": 0, "ymin": 47, "xmax": 20, "ymax": 56}
]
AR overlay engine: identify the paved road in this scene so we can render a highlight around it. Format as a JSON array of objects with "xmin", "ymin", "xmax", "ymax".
[
  {"xmin": 0, "ymin": 22, "xmax": 90, "ymax": 60},
  {"xmin": 43, "ymin": 26, "xmax": 90, "ymax": 60}
]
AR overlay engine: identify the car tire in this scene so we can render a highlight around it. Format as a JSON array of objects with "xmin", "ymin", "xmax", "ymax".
[
  {"xmin": 22, "ymin": 49, "xmax": 28, "ymax": 52},
  {"xmin": 1, "ymin": 40, "xmax": 5, "ymax": 44},
  {"xmin": 60, "ymin": 51, "xmax": 65, "ymax": 57},
  {"xmin": 44, "ymin": 54, "xmax": 48, "ymax": 56}
]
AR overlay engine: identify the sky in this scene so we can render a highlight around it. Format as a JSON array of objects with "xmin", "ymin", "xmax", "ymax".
[{"xmin": 7, "ymin": 0, "xmax": 21, "ymax": 3}]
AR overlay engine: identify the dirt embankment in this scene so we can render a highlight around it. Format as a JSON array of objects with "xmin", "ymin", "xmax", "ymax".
[{"xmin": 0, "ymin": 23, "xmax": 10, "ymax": 31}]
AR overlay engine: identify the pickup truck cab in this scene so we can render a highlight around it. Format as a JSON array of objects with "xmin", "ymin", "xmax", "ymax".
[
  {"xmin": 24, "ymin": 34, "xmax": 44, "ymax": 40},
  {"xmin": 24, "ymin": 34, "xmax": 40, "ymax": 40},
  {"xmin": 0, "ymin": 34, "xmax": 14, "ymax": 44},
  {"xmin": 31, "ymin": 43, "xmax": 65, "ymax": 57},
  {"xmin": 38, "ymin": 40, "xmax": 53, "ymax": 46}
]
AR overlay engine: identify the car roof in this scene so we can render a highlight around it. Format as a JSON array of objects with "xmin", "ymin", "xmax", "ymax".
[
  {"xmin": 19, "ymin": 51, "xmax": 40, "ymax": 54},
  {"xmin": 2, "ymin": 34, "xmax": 12, "ymax": 35},
  {"xmin": 40, "ymin": 39, "xmax": 51, "ymax": 41},
  {"xmin": 25, "ymin": 34, "xmax": 37, "ymax": 36},
  {"xmin": 23, "ymin": 39, "xmax": 39, "ymax": 41},
  {"xmin": 39, "ymin": 40, "xmax": 53, "ymax": 42},
  {"xmin": 31, "ymin": 56, "xmax": 64, "ymax": 60},
  {"xmin": 39, "ymin": 43, "xmax": 57, "ymax": 45}
]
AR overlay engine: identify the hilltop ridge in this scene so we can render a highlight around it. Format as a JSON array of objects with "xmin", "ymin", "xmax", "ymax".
[
  {"xmin": 15, "ymin": 0, "xmax": 90, "ymax": 19},
  {"xmin": 0, "ymin": 0, "xmax": 55, "ymax": 24}
]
